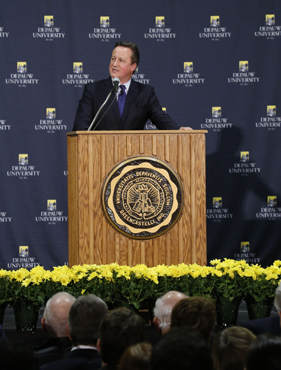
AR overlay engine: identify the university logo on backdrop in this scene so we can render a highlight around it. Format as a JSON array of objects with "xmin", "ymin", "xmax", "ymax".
[
  {"xmin": 7, "ymin": 246, "xmax": 39, "ymax": 270},
  {"xmin": 6, "ymin": 154, "xmax": 40, "ymax": 179},
  {"xmin": 234, "ymin": 242, "xmax": 260, "ymax": 264},
  {"xmin": 255, "ymin": 14, "xmax": 281, "ymax": 39},
  {"xmin": 35, "ymin": 108, "xmax": 67, "ymax": 132},
  {"xmin": 5, "ymin": 62, "xmax": 39, "ymax": 86},
  {"xmin": 62, "ymin": 62, "xmax": 94, "ymax": 87},
  {"xmin": 199, "ymin": 15, "xmax": 231, "ymax": 39},
  {"xmin": 256, "ymin": 196, "xmax": 281, "ymax": 220},
  {"xmin": 89, "ymin": 16, "xmax": 121, "ymax": 41},
  {"xmin": 173, "ymin": 62, "xmax": 205, "ymax": 86},
  {"xmin": 206, "ymin": 197, "xmax": 233, "ymax": 221},
  {"xmin": 201, "ymin": 107, "xmax": 233, "ymax": 131},
  {"xmin": 33, "ymin": 15, "xmax": 65, "ymax": 40},
  {"xmin": 228, "ymin": 61, "xmax": 260, "ymax": 85},
  {"xmin": 35, "ymin": 200, "xmax": 68, "ymax": 224},
  {"xmin": 144, "ymin": 16, "xmax": 176, "ymax": 40},
  {"xmin": 255, "ymin": 105, "xmax": 281, "ymax": 130},
  {"xmin": 229, "ymin": 151, "xmax": 261, "ymax": 174}
]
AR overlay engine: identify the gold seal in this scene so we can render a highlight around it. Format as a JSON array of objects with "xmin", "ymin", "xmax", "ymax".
[{"xmin": 102, "ymin": 157, "xmax": 184, "ymax": 239}]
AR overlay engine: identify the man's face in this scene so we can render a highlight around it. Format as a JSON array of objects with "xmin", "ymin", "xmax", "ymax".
[{"xmin": 109, "ymin": 46, "xmax": 136, "ymax": 84}]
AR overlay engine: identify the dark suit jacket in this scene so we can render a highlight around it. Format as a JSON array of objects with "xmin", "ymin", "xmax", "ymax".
[
  {"xmin": 241, "ymin": 315, "xmax": 281, "ymax": 336},
  {"xmin": 40, "ymin": 348, "xmax": 102, "ymax": 370},
  {"xmin": 73, "ymin": 77, "xmax": 179, "ymax": 131},
  {"xmin": 34, "ymin": 336, "xmax": 72, "ymax": 366}
]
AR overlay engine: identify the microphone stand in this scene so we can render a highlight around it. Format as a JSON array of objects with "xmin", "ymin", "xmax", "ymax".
[{"xmin": 87, "ymin": 88, "xmax": 115, "ymax": 131}]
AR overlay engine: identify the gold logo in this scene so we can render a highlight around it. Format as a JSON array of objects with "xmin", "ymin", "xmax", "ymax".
[{"xmin": 102, "ymin": 157, "xmax": 184, "ymax": 239}]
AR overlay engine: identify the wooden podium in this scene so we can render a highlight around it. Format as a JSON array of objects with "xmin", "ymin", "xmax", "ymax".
[{"xmin": 67, "ymin": 130, "xmax": 207, "ymax": 267}]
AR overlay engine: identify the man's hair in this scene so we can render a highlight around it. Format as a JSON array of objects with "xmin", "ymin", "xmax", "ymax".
[
  {"xmin": 98, "ymin": 307, "xmax": 145, "ymax": 366},
  {"xmin": 153, "ymin": 291, "xmax": 188, "ymax": 331},
  {"xmin": 212, "ymin": 326, "xmax": 256, "ymax": 370},
  {"xmin": 119, "ymin": 342, "xmax": 152, "ymax": 370},
  {"xmin": 44, "ymin": 292, "xmax": 76, "ymax": 337},
  {"xmin": 171, "ymin": 296, "xmax": 216, "ymax": 341},
  {"xmin": 274, "ymin": 282, "xmax": 281, "ymax": 311},
  {"xmin": 68, "ymin": 294, "xmax": 108, "ymax": 346},
  {"xmin": 114, "ymin": 41, "xmax": 140, "ymax": 68},
  {"xmin": 246, "ymin": 333, "xmax": 281, "ymax": 370},
  {"xmin": 150, "ymin": 327, "xmax": 213, "ymax": 370}
]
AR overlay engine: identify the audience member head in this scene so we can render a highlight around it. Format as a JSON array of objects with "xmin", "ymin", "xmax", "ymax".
[
  {"xmin": 150, "ymin": 327, "xmax": 213, "ymax": 370},
  {"xmin": 153, "ymin": 291, "xmax": 187, "ymax": 334},
  {"xmin": 119, "ymin": 342, "xmax": 152, "ymax": 370},
  {"xmin": 67, "ymin": 294, "xmax": 108, "ymax": 346},
  {"xmin": 42, "ymin": 292, "xmax": 76, "ymax": 337},
  {"xmin": 212, "ymin": 326, "xmax": 256, "ymax": 370},
  {"xmin": 0, "ymin": 340, "xmax": 38, "ymax": 370},
  {"xmin": 171, "ymin": 296, "xmax": 216, "ymax": 342},
  {"xmin": 246, "ymin": 333, "xmax": 281, "ymax": 370},
  {"xmin": 98, "ymin": 307, "xmax": 145, "ymax": 367},
  {"xmin": 274, "ymin": 282, "xmax": 281, "ymax": 326}
]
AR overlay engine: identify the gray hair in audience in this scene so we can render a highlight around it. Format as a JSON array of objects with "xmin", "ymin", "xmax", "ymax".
[
  {"xmin": 153, "ymin": 291, "xmax": 188, "ymax": 331},
  {"xmin": 274, "ymin": 282, "xmax": 281, "ymax": 312},
  {"xmin": 68, "ymin": 294, "xmax": 108, "ymax": 346}
]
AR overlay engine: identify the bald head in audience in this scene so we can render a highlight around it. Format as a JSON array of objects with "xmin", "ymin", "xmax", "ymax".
[
  {"xmin": 42, "ymin": 292, "xmax": 76, "ymax": 337},
  {"xmin": 153, "ymin": 291, "xmax": 188, "ymax": 335}
]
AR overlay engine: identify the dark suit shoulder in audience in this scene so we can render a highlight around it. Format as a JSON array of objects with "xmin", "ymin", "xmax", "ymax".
[
  {"xmin": 40, "ymin": 348, "xmax": 102, "ymax": 370},
  {"xmin": 241, "ymin": 315, "xmax": 281, "ymax": 336},
  {"xmin": 34, "ymin": 337, "xmax": 72, "ymax": 365}
]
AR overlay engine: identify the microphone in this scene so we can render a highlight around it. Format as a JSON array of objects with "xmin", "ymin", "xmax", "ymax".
[
  {"xmin": 87, "ymin": 77, "xmax": 120, "ymax": 131},
  {"xmin": 112, "ymin": 77, "xmax": 120, "ymax": 91}
]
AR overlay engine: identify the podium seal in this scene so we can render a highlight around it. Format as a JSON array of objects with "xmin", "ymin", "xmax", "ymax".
[{"xmin": 102, "ymin": 157, "xmax": 184, "ymax": 239}]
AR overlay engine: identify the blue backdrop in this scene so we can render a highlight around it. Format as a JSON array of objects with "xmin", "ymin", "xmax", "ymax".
[{"xmin": 1, "ymin": 0, "xmax": 281, "ymax": 269}]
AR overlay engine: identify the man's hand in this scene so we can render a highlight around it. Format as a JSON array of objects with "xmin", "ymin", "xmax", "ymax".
[{"xmin": 179, "ymin": 127, "xmax": 193, "ymax": 131}]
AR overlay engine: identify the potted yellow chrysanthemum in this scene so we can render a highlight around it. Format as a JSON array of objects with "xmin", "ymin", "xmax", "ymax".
[
  {"xmin": 9, "ymin": 266, "xmax": 47, "ymax": 332},
  {"xmin": 243, "ymin": 261, "xmax": 281, "ymax": 320}
]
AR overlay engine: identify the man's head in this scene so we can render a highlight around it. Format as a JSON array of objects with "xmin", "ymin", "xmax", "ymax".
[
  {"xmin": 150, "ymin": 327, "xmax": 213, "ymax": 370},
  {"xmin": 97, "ymin": 307, "xmax": 145, "ymax": 367},
  {"xmin": 171, "ymin": 296, "xmax": 216, "ymax": 342},
  {"xmin": 246, "ymin": 333, "xmax": 281, "ymax": 370},
  {"xmin": 42, "ymin": 292, "xmax": 76, "ymax": 337},
  {"xmin": 109, "ymin": 41, "xmax": 139, "ymax": 83},
  {"xmin": 274, "ymin": 282, "xmax": 281, "ymax": 327},
  {"xmin": 212, "ymin": 326, "xmax": 256, "ymax": 370},
  {"xmin": 67, "ymin": 294, "xmax": 108, "ymax": 346},
  {"xmin": 153, "ymin": 291, "xmax": 188, "ymax": 335}
]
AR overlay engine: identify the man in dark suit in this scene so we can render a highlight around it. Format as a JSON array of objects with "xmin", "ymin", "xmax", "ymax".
[
  {"xmin": 40, "ymin": 294, "xmax": 108, "ymax": 370},
  {"xmin": 34, "ymin": 292, "xmax": 76, "ymax": 365},
  {"xmin": 73, "ymin": 41, "xmax": 191, "ymax": 132}
]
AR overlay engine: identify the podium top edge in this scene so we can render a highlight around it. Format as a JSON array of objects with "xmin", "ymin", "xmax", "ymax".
[{"xmin": 67, "ymin": 130, "xmax": 208, "ymax": 136}]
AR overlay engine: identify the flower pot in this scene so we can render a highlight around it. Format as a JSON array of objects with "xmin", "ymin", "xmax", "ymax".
[
  {"xmin": 215, "ymin": 295, "xmax": 243, "ymax": 328},
  {"xmin": 13, "ymin": 299, "xmax": 41, "ymax": 332},
  {"xmin": 0, "ymin": 302, "xmax": 8, "ymax": 325},
  {"xmin": 245, "ymin": 295, "xmax": 274, "ymax": 320}
]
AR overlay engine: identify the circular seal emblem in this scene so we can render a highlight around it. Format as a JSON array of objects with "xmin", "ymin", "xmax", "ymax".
[{"xmin": 102, "ymin": 157, "xmax": 184, "ymax": 239}]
